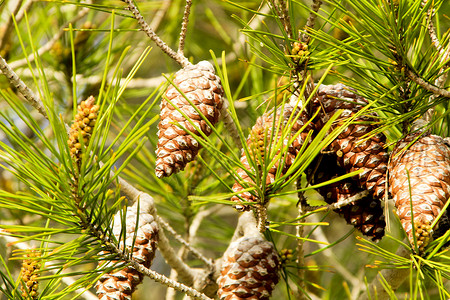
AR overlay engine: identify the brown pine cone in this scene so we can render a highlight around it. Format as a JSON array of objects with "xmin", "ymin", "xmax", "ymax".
[
  {"xmin": 155, "ymin": 61, "xmax": 224, "ymax": 178},
  {"xmin": 313, "ymin": 84, "xmax": 389, "ymax": 200},
  {"xmin": 68, "ymin": 96, "xmax": 99, "ymax": 168},
  {"xmin": 389, "ymin": 133, "xmax": 450, "ymax": 253},
  {"xmin": 95, "ymin": 199, "xmax": 159, "ymax": 300},
  {"xmin": 217, "ymin": 235, "xmax": 280, "ymax": 300},
  {"xmin": 313, "ymin": 155, "xmax": 385, "ymax": 241},
  {"xmin": 231, "ymin": 104, "xmax": 313, "ymax": 211}
]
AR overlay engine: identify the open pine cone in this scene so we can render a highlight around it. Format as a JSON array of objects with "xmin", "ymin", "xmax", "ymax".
[
  {"xmin": 389, "ymin": 132, "xmax": 450, "ymax": 253},
  {"xmin": 156, "ymin": 61, "xmax": 224, "ymax": 178},
  {"xmin": 313, "ymin": 84, "xmax": 388, "ymax": 200},
  {"xmin": 95, "ymin": 199, "xmax": 159, "ymax": 300},
  {"xmin": 217, "ymin": 235, "xmax": 280, "ymax": 300},
  {"xmin": 313, "ymin": 154, "xmax": 385, "ymax": 241}
]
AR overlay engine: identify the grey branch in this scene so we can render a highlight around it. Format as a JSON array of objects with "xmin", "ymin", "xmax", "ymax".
[
  {"xmin": 158, "ymin": 216, "xmax": 214, "ymax": 269},
  {"xmin": 0, "ymin": 54, "xmax": 48, "ymax": 119},
  {"xmin": 423, "ymin": 0, "xmax": 450, "ymax": 121},
  {"xmin": 231, "ymin": 211, "xmax": 260, "ymax": 242},
  {"xmin": 407, "ymin": 69, "xmax": 450, "ymax": 98},
  {"xmin": 220, "ymin": 99, "xmax": 243, "ymax": 149},
  {"xmin": 269, "ymin": 0, "xmax": 293, "ymax": 40},
  {"xmin": 0, "ymin": 0, "xmax": 23, "ymax": 52},
  {"xmin": 301, "ymin": 0, "xmax": 323, "ymax": 44},
  {"xmin": 178, "ymin": 0, "xmax": 193, "ymax": 56},
  {"xmin": 306, "ymin": 190, "xmax": 369, "ymax": 212},
  {"xmin": 122, "ymin": 0, "xmax": 191, "ymax": 68},
  {"xmin": 94, "ymin": 222, "xmax": 212, "ymax": 300}
]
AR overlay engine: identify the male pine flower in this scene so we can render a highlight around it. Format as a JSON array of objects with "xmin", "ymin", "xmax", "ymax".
[
  {"xmin": 68, "ymin": 96, "xmax": 99, "ymax": 168},
  {"xmin": 20, "ymin": 251, "xmax": 41, "ymax": 299}
]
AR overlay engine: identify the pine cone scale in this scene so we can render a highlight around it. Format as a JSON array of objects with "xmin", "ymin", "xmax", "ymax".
[
  {"xmin": 156, "ymin": 61, "xmax": 224, "ymax": 178},
  {"xmin": 389, "ymin": 133, "xmax": 450, "ymax": 252}
]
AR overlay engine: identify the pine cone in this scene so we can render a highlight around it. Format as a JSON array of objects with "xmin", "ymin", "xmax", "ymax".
[
  {"xmin": 231, "ymin": 104, "xmax": 312, "ymax": 211},
  {"xmin": 217, "ymin": 235, "xmax": 280, "ymax": 300},
  {"xmin": 68, "ymin": 96, "xmax": 99, "ymax": 168},
  {"xmin": 20, "ymin": 251, "xmax": 41, "ymax": 299},
  {"xmin": 313, "ymin": 155, "xmax": 386, "ymax": 241},
  {"xmin": 95, "ymin": 199, "xmax": 159, "ymax": 300},
  {"xmin": 389, "ymin": 133, "xmax": 450, "ymax": 252},
  {"xmin": 313, "ymin": 84, "xmax": 389, "ymax": 200},
  {"xmin": 155, "ymin": 61, "xmax": 224, "ymax": 178}
]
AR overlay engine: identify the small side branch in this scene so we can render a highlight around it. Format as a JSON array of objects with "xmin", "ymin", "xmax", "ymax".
[
  {"xmin": 301, "ymin": 0, "xmax": 322, "ymax": 44},
  {"xmin": 0, "ymin": 54, "xmax": 48, "ymax": 119},
  {"xmin": 158, "ymin": 216, "xmax": 214, "ymax": 269},
  {"xmin": 296, "ymin": 180, "xmax": 307, "ymax": 300},
  {"xmin": 306, "ymin": 190, "xmax": 369, "ymax": 212},
  {"xmin": 0, "ymin": 0, "xmax": 23, "ymax": 53},
  {"xmin": 219, "ymin": 99, "xmax": 242, "ymax": 149},
  {"xmin": 406, "ymin": 69, "xmax": 450, "ymax": 98},
  {"xmin": 122, "ymin": 0, "xmax": 191, "ymax": 68},
  {"xmin": 422, "ymin": 0, "xmax": 450, "ymax": 121},
  {"xmin": 269, "ymin": 0, "xmax": 293, "ymax": 40},
  {"xmin": 178, "ymin": 0, "xmax": 193, "ymax": 56}
]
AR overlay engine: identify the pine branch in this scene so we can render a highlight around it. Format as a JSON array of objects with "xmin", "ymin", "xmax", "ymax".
[
  {"xmin": 296, "ymin": 179, "xmax": 307, "ymax": 300},
  {"xmin": 88, "ymin": 214, "xmax": 212, "ymax": 300},
  {"xmin": 268, "ymin": 0, "xmax": 293, "ymax": 40},
  {"xmin": 158, "ymin": 216, "xmax": 214, "ymax": 269},
  {"xmin": 0, "ymin": 0, "xmax": 23, "ymax": 53},
  {"xmin": 0, "ymin": 54, "xmax": 47, "ymax": 119},
  {"xmin": 422, "ymin": 0, "xmax": 450, "ymax": 122},
  {"xmin": 301, "ymin": 0, "xmax": 322, "ymax": 44},
  {"xmin": 306, "ymin": 190, "xmax": 370, "ymax": 212},
  {"xmin": 122, "ymin": 0, "xmax": 191, "ymax": 68},
  {"xmin": 406, "ymin": 68, "xmax": 450, "ymax": 98},
  {"xmin": 178, "ymin": 0, "xmax": 193, "ymax": 56}
]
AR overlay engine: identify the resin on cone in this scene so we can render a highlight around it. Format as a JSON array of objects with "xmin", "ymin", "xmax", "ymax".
[
  {"xmin": 389, "ymin": 133, "xmax": 450, "ymax": 253},
  {"xmin": 313, "ymin": 154, "xmax": 385, "ymax": 241},
  {"xmin": 217, "ymin": 235, "xmax": 280, "ymax": 300},
  {"xmin": 155, "ymin": 61, "xmax": 224, "ymax": 178},
  {"xmin": 95, "ymin": 199, "xmax": 159, "ymax": 300},
  {"xmin": 231, "ymin": 104, "xmax": 313, "ymax": 211},
  {"xmin": 313, "ymin": 84, "xmax": 388, "ymax": 200}
]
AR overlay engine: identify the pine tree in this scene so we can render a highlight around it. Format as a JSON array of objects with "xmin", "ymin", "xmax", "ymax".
[{"xmin": 0, "ymin": 0, "xmax": 449, "ymax": 299}]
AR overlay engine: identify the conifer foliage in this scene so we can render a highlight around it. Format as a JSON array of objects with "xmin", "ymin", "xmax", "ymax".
[{"xmin": 0, "ymin": 0, "xmax": 450, "ymax": 299}]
